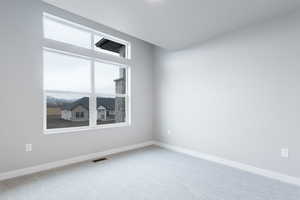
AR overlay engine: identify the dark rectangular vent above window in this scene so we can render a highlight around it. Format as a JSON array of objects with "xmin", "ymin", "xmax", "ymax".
[
  {"xmin": 95, "ymin": 38, "xmax": 125, "ymax": 54},
  {"xmin": 93, "ymin": 157, "xmax": 108, "ymax": 163}
]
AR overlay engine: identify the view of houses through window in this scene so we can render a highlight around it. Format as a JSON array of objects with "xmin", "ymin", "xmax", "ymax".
[
  {"xmin": 46, "ymin": 94, "xmax": 90, "ymax": 129},
  {"xmin": 43, "ymin": 13, "xmax": 130, "ymax": 132},
  {"xmin": 46, "ymin": 95, "xmax": 126, "ymax": 129}
]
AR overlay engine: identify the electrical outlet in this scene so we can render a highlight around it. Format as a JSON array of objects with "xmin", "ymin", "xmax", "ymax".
[
  {"xmin": 26, "ymin": 144, "xmax": 32, "ymax": 152},
  {"xmin": 281, "ymin": 148, "xmax": 288, "ymax": 158},
  {"xmin": 167, "ymin": 130, "xmax": 171, "ymax": 135}
]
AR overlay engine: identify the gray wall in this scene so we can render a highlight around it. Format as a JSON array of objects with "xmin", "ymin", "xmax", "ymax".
[
  {"xmin": 1, "ymin": 0, "xmax": 300, "ymax": 180},
  {"xmin": 0, "ymin": 0, "xmax": 154, "ymax": 173},
  {"xmin": 154, "ymin": 11, "xmax": 300, "ymax": 178}
]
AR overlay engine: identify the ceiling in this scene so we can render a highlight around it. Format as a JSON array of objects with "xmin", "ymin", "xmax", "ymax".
[{"xmin": 44, "ymin": 0, "xmax": 300, "ymax": 50}]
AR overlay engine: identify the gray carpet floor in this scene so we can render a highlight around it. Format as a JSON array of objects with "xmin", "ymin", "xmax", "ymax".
[{"xmin": 0, "ymin": 146, "xmax": 299, "ymax": 200}]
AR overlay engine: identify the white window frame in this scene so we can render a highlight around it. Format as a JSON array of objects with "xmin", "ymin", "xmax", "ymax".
[{"xmin": 43, "ymin": 13, "xmax": 131, "ymax": 135}]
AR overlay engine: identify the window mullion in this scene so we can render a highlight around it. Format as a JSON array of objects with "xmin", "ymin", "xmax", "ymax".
[
  {"xmin": 126, "ymin": 95, "xmax": 130, "ymax": 125},
  {"xmin": 90, "ymin": 59, "xmax": 96, "ymax": 128},
  {"xmin": 90, "ymin": 32, "xmax": 96, "ymax": 128}
]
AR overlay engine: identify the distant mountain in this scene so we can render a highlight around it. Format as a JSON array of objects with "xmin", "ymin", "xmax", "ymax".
[{"xmin": 47, "ymin": 96, "xmax": 75, "ymax": 108}]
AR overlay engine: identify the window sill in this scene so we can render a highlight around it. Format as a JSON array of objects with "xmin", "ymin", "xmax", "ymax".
[{"xmin": 44, "ymin": 122, "xmax": 130, "ymax": 135}]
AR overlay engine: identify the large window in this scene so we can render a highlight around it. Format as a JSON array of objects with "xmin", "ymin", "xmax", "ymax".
[{"xmin": 43, "ymin": 13, "xmax": 130, "ymax": 134}]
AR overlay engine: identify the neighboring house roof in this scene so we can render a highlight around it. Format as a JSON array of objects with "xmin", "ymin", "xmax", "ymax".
[
  {"xmin": 97, "ymin": 97, "xmax": 115, "ymax": 110},
  {"xmin": 63, "ymin": 97, "xmax": 115, "ymax": 111}
]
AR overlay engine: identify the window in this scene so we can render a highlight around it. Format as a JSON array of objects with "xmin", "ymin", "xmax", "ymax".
[
  {"xmin": 44, "ymin": 16, "xmax": 91, "ymax": 49},
  {"xmin": 75, "ymin": 112, "xmax": 84, "ymax": 119},
  {"xmin": 43, "ymin": 13, "xmax": 130, "ymax": 134},
  {"xmin": 96, "ymin": 96, "xmax": 126, "ymax": 125},
  {"xmin": 43, "ymin": 14, "xmax": 130, "ymax": 59},
  {"xmin": 46, "ymin": 93, "xmax": 90, "ymax": 129},
  {"xmin": 94, "ymin": 62, "xmax": 126, "ymax": 94},
  {"xmin": 44, "ymin": 51, "xmax": 91, "ymax": 93}
]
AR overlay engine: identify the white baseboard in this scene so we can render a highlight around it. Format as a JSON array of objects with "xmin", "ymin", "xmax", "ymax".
[
  {"xmin": 153, "ymin": 141, "xmax": 300, "ymax": 187},
  {"xmin": 2, "ymin": 140, "xmax": 299, "ymax": 187},
  {"xmin": 0, "ymin": 141, "xmax": 154, "ymax": 181}
]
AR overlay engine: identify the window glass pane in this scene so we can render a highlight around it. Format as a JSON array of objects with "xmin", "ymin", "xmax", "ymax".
[
  {"xmin": 94, "ymin": 35, "xmax": 126, "ymax": 58},
  {"xmin": 44, "ymin": 51, "xmax": 91, "ymax": 92},
  {"xmin": 95, "ymin": 62, "xmax": 126, "ymax": 94},
  {"xmin": 96, "ymin": 96, "xmax": 126, "ymax": 125},
  {"xmin": 44, "ymin": 17, "xmax": 91, "ymax": 49},
  {"xmin": 46, "ymin": 94, "xmax": 89, "ymax": 129}
]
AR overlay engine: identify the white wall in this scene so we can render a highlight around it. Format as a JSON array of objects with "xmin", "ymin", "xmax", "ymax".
[
  {"xmin": 154, "ymin": 11, "xmax": 300, "ymax": 178},
  {"xmin": 0, "ymin": 0, "xmax": 154, "ymax": 173}
]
